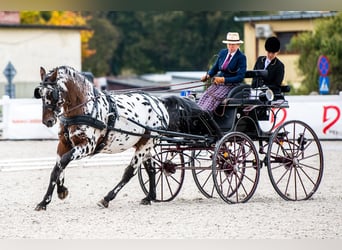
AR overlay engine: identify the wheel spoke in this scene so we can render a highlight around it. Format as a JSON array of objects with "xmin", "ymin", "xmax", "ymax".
[
  {"xmin": 137, "ymin": 147, "xmax": 185, "ymax": 202},
  {"xmin": 267, "ymin": 120, "xmax": 323, "ymax": 201},
  {"xmin": 212, "ymin": 132, "xmax": 260, "ymax": 204}
]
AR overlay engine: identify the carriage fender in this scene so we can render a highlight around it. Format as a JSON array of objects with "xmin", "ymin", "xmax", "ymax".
[{"xmin": 234, "ymin": 115, "xmax": 259, "ymax": 134}]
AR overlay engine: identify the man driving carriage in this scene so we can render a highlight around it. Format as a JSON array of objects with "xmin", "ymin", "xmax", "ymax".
[
  {"xmin": 194, "ymin": 33, "xmax": 286, "ymax": 136},
  {"xmin": 197, "ymin": 33, "xmax": 285, "ymax": 112},
  {"xmin": 197, "ymin": 32, "xmax": 247, "ymax": 112}
]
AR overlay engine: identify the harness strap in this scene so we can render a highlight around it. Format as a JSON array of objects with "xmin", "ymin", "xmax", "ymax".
[
  {"xmin": 105, "ymin": 92, "xmax": 118, "ymax": 129},
  {"xmin": 60, "ymin": 115, "xmax": 106, "ymax": 130},
  {"xmin": 92, "ymin": 93, "xmax": 119, "ymax": 153}
]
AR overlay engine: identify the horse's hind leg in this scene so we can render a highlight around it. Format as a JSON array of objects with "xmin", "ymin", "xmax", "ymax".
[
  {"xmin": 140, "ymin": 157, "xmax": 156, "ymax": 205},
  {"xmin": 97, "ymin": 162, "xmax": 136, "ymax": 208},
  {"xmin": 97, "ymin": 138, "xmax": 157, "ymax": 208},
  {"xmin": 97, "ymin": 157, "xmax": 156, "ymax": 208}
]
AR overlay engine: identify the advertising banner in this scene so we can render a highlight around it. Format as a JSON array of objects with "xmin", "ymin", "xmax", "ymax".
[{"xmin": 1, "ymin": 94, "xmax": 342, "ymax": 140}]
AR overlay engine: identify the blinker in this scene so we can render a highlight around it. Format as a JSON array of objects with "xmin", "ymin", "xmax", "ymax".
[{"xmin": 34, "ymin": 87, "xmax": 41, "ymax": 99}]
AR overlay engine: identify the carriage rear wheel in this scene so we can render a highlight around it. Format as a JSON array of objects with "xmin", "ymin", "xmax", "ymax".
[
  {"xmin": 138, "ymin": 146, "xmax": 185, "ymax": 202},
  {"xmin": 191, "ymin": 149, "xmax": 216, "ymax": 198},
  {"xmin": 266, "ymin": 120, "xmax": 324, "ymax": 201},
  {"xmin": 212, "ymin": 132, "xmax": 260, "ymax": 204}
]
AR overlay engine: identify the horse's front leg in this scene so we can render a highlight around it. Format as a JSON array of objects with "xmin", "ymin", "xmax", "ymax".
[
  {"xmin": 56, "ymin": 170, "xmax": 69, "ymax": 200},
  {"xmin": 35, "ymin": 150, "xmax": 73, "ymax": 211}
]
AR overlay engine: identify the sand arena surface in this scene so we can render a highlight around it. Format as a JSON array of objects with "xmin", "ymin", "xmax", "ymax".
[{"xmin": 0, "ymin": 140, "xmax": 341, "ymax": 239}]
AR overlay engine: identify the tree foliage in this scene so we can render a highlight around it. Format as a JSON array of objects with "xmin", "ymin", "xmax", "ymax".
[
  {"xmin": 82, "ymin": 15, "xmax": 120, "ymax": 76},
  {"xmin": 288, "ymin": 12, "xmax": 342, "ymax": 94},
  {"xmin": 104, "ymin": 11, "xmax": 246, "ymax": 75},
  {"xmin": 21, "ymin": 11, "xmax": 261, "ymax": 77}
]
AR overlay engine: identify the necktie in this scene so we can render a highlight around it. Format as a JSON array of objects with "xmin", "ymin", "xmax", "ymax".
[{"xmin": 221, "ymin": 53, "xmax": 232, "ymax": 70}]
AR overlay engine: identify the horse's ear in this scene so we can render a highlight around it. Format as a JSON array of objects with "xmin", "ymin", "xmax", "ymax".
[
  {"xmin": 50, "ymin": 68, "xmax": 58, "ymax": 82},
  {"xmin": 40, "ymin": 67, "xmax": 46, "ymax": 81}
]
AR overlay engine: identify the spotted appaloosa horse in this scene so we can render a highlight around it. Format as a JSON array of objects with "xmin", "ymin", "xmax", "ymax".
[{"xmin": 34, "ymin": 65, "xmax": 202, "ymax": 211}]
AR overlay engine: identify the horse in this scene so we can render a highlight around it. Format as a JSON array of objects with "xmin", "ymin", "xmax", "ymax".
[{"xmin": 33, "ymin": 65, "xmax": 203, "ymax": 211}]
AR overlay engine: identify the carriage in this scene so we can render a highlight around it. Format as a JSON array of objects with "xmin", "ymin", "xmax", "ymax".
[
  {"xmin": 137, "ymin": 69, "xmax": 324, "ymax": 204},
  {"xmin": 34, "ymin": 66, "xmax": 323, "ymax": 210}
]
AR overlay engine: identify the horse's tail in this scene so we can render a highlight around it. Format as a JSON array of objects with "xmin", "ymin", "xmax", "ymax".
[{"xmin": 162, "ymin": 95, "xmax": 203, "ymax": 133}]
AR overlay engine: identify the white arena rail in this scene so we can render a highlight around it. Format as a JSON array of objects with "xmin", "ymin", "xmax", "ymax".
[{"xmin": 1, "ymin": 93, "xmax": 342, "ymax": 140}]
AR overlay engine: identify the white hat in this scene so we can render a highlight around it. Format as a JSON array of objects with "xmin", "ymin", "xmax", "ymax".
[{"xmin": 222, "ymin": 32, "xmax": 244, "ymax": 44}]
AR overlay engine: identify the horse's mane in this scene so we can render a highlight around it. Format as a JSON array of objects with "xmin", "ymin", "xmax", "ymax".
[
  {"xmin": 162, "ymin": 95, "xmax": 203, "ymax": 133},
  {"xmin": 57, "ymin": 66, "xmax": 89, "ymax": 84},
  {"xmin": 56, "ymin": 66, "xmax": 92, "ymax": 91},
  {"xmin": 54, "ymin": 66, "xmax": 93, "ymax": 115}
]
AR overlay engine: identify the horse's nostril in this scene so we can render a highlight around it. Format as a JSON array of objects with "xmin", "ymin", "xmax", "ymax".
[{"xmin": 44, "ymin": 119, "xmax": 55, "ymax": 127}]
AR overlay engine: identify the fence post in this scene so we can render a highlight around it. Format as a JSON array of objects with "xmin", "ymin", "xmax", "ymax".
[{"xmin": 1, "ymin": 95, "xmax": 10, "ymax": 139}]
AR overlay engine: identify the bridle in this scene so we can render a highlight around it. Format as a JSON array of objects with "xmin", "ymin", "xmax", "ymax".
[
  {"xmin": 35, "ymin": 81, "xmax": 103, "ymax": 119},
  {"xmin": 34, "ymin": 83, "xmax": 62, "ymax": 113},
  {"xmin": 35, "ymin": 75, "xmax": 205, "ymax": 119}
]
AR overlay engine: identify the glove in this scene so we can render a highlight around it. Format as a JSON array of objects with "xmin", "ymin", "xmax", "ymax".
[
  {"xmin": 213, "ymin": 77, "xmax": 225, "ymax": 85},
  {"xmin": 201, "ymin": 74, "xmax": 210, "ymax": 82}
]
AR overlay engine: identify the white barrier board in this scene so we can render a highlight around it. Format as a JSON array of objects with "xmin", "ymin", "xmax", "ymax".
[
  {"xmin": 1, "ymin": 96, "xmax": 58, "ymax": 139},
  {"xmin": 1, "ymin": 94, "xmax": 341, "ymax": 140},
  {"xmin": 273, "ymin": 95, "xmax": 342, "ymax": 139}
]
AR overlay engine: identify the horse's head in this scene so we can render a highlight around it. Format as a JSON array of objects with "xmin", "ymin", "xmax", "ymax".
[{"xmin": 34, "ymin": 67, "xmax": 64, "ymax": 127}]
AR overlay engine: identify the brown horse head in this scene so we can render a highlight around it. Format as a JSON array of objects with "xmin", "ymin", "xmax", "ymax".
[{"xmin": 34, "ymin": 67, "xmax": 62, "ymax": 127}]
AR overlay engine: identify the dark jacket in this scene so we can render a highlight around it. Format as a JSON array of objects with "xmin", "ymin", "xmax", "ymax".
[
  {"xmin": 208, "ymin": 48, "xmax": 247, "ymax": 85},
  {"xmin": 252, "ymin": 56, "xmax": 285, "ymax": 94}
]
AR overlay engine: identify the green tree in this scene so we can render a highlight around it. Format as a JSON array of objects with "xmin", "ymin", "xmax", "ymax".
[
  {"xmin": 82, "ymin": 16, "xmax": 120, "ymax": 76},
  {"xmin": 106, "ymin": 11, "xmax": 246, "ymax": 75},
  {"xmin": 288, "ymin": 12, "xmax": 342, "ymax": 94}
]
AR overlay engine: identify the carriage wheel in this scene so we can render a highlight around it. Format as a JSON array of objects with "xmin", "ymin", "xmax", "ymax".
[
  {"xmin": 212, "ymin": 132, "xmax": 260, "ymax": 204},
  {"xmin": 266, "ymin": 120, "xmax": 324, "ymax": 201},
  {"xmin": 138, "ymin": 146, "xmax": 185, "ymax": 202},
  {"xmin": 191, "ymin": 149, "xmax": 216, "ymax": 198}
]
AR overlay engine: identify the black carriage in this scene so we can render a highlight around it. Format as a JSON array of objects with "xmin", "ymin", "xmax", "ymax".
[{"xmin": 138, "ymin": 70, "xmax": 324, "ymax": 204}]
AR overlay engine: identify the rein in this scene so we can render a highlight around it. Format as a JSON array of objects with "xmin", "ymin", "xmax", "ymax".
[
  {"xmin": 58, "ymin": 94, "xmax": 101, "ymax": 118},
  {"xmin": 113, "ymin": 79, "xmax": 204, "ymax": 93},
  {"xmin": 58, "ymin": 79, "xmax": 204, "ymax": 117}
]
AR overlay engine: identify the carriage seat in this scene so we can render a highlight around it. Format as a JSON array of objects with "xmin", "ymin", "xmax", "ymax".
[
  {"xmin": 222, "ymin": 70, "xmax": 267, "ymax": 105},
  {"xmin": 222, "ymin": 70, "xmax": 291, "ymax": 104}
]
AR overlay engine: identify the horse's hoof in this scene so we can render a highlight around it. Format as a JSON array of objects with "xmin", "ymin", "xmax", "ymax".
[
  {"xmin": 34, "ymin": 204, "xmax": 46, "ymax": 211},
  {"xmin": 97, "ymin": 199, "xmax": 109, "ymax": 208},
  {"xmin": 58, "ymin": 188, "xmax": 69, "ymax": 200},
  {"xmin": 140, "ymin": 198, "xmax": 152, "ymax": 205}
]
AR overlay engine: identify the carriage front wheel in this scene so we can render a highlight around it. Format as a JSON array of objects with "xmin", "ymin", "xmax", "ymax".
[
  {"xmin": 191, "ymin": 149, "xmax": 216, "ymax": 198},
  {"xmin": 266, "ymin": 120, "xmax": 324, "ymax": 201},
  {"xmin": 212, "ymin": 132, "xmax": 260, "ymax": 204},
  {"xmin": 138, "ymin": 146, "xmax": 185, "ymax": 202}
]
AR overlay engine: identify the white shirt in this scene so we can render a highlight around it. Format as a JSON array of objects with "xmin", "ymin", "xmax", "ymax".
[{"xmin": 264, "ymin": 58, "xmax": 271, "ymax": 69}]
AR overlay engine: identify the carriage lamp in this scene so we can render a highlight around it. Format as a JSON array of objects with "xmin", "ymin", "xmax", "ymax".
[{"xmin": 258, "ymin": 88, "xmax": 274, "ymax": 102}]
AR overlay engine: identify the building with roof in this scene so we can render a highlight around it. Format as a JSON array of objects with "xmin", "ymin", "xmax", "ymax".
[
  {"xmin": 234, "ymin": 11, "xmax": 338, "ymax": 89},
  {"xmin": 0, "ymin": 11, "xmax": 86, "ymax": 98}
]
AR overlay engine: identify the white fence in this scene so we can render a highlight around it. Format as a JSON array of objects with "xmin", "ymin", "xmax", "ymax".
[
  {"xmin": 0, "ymin": 95, "xmax": 58, "ymax": 139},
  {"xmin": 0, "ymin": 94, "xmax": 342, "ymax": 140}
]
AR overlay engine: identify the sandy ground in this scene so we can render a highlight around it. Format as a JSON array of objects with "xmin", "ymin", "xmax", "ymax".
[{"xmin": 0, "ymin": 139, "xmax": 341, "ymax": 239}]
